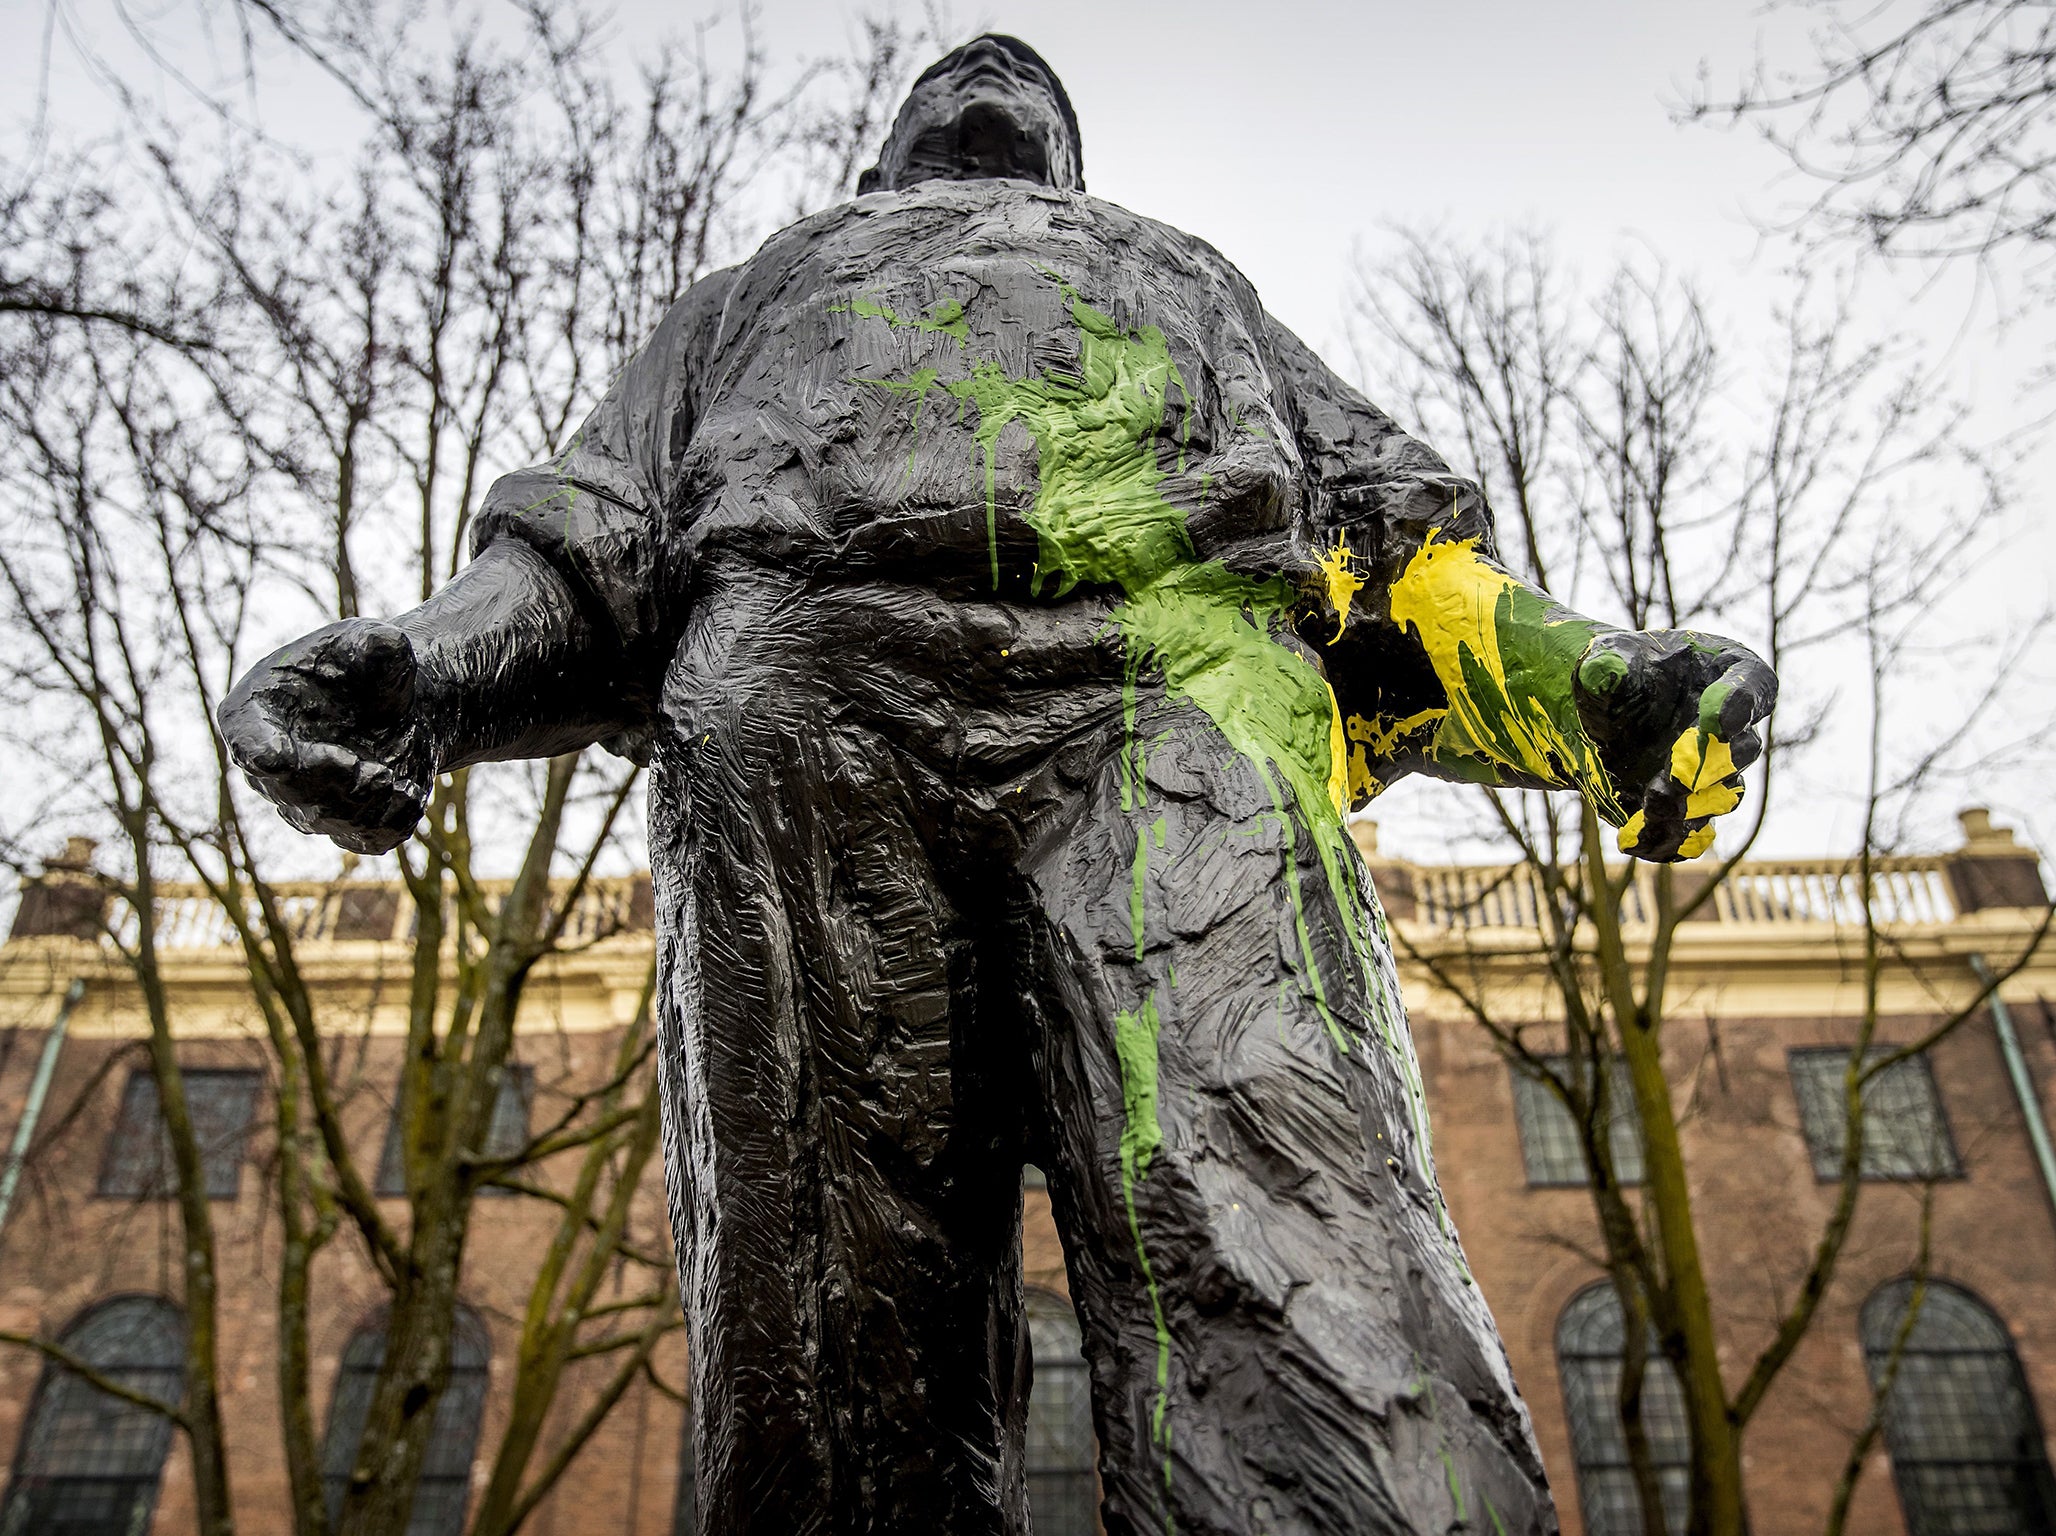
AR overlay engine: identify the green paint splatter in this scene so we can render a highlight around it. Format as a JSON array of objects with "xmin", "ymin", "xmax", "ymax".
[
  {"xmin": 832, "ymin": 292, "xmax": 970, "ymax": 342},
  {"xmin": 836, "ymin": 295, "xmax": 974, "ymax": 484},
  {"xmin": 845, "ymin": 277, "xmax": 1472, "ymax": 1509},
  {"xmin": 934, "ymin": 281, "xmax": 1368, "ymax": 984},
  {"xmin": 515, "ymin": 433, "xmax": 588, "ymax": 528},
  {"xmin": 1695, "ymin": 674, "xmax": 1738, "ymax": 737},
  {"xmin": 946, "ymin": 292, "xmax": 1193, "ymax": 596},
  {"xmin": 1576, "ymin": 646, "xmax": 1628, "ymax": 696},
  {"xmin": 1390, "ymin": 535, "xmax": 1623, "ymax": 823}
]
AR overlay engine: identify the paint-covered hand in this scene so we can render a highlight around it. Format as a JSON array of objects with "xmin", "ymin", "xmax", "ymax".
[
  {"xmin": 1572, "ymin": 630, "xmax": 1775, "ymax": 863},
  {"xmin": 217, "ymin": 619, "xmax": 434, "ymax": 855}
]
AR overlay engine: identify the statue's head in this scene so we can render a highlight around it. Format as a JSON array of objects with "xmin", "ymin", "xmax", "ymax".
[{"xmin": 859, "ymin": 35, "xmax": 1083, "ymax": 195}]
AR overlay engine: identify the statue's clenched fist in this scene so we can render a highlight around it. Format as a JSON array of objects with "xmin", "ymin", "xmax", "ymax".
[
  {"xmin": 1573, "ymin": 629, "xmax": 1777, "ymax": 863},
  {"xmin": 217, "ymin": 619, "xmax": 434, "ymax": 855}
]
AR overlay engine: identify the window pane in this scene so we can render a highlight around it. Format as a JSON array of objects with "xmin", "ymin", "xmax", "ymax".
[
  {"xmin": 1897, "ymin": 1465, "xmax": 2049, "ymax": 1536},
  {"xmin": 1575, "ymin": 1467, "xmax": 1689, "ymax": 1536},
  {"xmin": 187, "ymin": 1072, "xmax": 262, "ymax": 1198},
  {"xmin": 377, "ymin": 1065, "xmax": 531, "ymax": 1198},
  {"xmin": 481, "ymin": 1065, "xmax": 532, "ymax": 1162},
  {"xmin": 1791, "ymin": 1050, "xmax": 1958, "ymax": 1181},
  {"xmin": 1861, "ymin": 1280, "xmax": 2056, "ymax": 1536},
  {"xmin": 1556, "ymin": 1285, "xmax": 1686, "ymax": 1536},
  {"xmin": 1511, "ymin": 1055, "xmax": 1643, "ymax": 1186},
  {"xmin": 96, "ymin": 1073, "xmax": 168, "ymax": 1199},
  {"xmin": 0, "ymin": 1298, "xmax": 184, "ymax": 1536},
  {"xmin": 1025, "ymin": 1293, "xmax": 1096, "ymax": 1536},
  {"xmin": 322, "ymin": 1307, "xmax": 490, "ymax": 1536},
  {"xmin": 375, "ymin": 1104, "xmax": 407, "ymax": 1198},
  {"xmin": 97, "ymin": 1070, "xmax": 260, "ymax": 1200}
]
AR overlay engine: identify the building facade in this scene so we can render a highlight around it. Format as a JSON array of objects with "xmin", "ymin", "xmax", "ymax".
[{"xmin": 0, "ymin": 812, "xmax": 2049, "ymax": 1535}]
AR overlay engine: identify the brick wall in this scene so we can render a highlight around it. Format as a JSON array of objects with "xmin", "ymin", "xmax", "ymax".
[
  {"xmin": 1416, "ymin": 998, "xmax": 2056, "ymax": 1535},
  {"xmin": 1, "ymin": 836, "xmax": 2051, "ymax": 1533}
]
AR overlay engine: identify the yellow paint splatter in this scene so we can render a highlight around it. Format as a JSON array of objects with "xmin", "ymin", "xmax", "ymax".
[
  {"xmin": 1613, "ymin": 732, "xmax": 1739, "ymax": 857},
  {"xmin": 1347, "ymin": 707, "xmax": 1449, "ymax": 761},
  {"xmin": 1386, "ymin": 532, "xmax": 1624, "ymax": 821},
  {"xmin": 1342, "ymin": 707, "xmax": 1448, "ymax": 803},
  {"xmin": 1322, "ymin": 681, "xmax": 1349, "ymax": 814},
  {"xmin": 1314, "ymin": 534, "xmax": 1366, "ymax": 643},
  {"xmin": 1670, "ymin": 729, "xmax": 1740, "ymax": 818},
  {"xmin": 1618, "ymin": 810, "xmax": 1646, "ymax": 853}
]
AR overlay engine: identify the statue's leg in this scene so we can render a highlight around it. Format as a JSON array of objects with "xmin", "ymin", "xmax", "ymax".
[
  {"xmin": 649, "ymin": 705, "xmax": 1031, "ymax": 1536},
  {"xmin": 1020, "ymin": 690, "xmax": 1558, "ymax": 1536}
]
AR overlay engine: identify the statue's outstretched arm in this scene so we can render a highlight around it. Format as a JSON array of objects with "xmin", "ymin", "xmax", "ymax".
[
  {"xmin": 1267, "ymin": 317, "xmax": 1775, "ymax": 862},
  {"xmin": 220, "ymin": 270, "xmax": 733, "ymax": 853}
]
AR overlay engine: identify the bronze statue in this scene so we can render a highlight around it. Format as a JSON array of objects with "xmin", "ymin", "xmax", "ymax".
[{"xmin": 222, "ymin": 35, "xmax": 1773, "ymax": 1536}]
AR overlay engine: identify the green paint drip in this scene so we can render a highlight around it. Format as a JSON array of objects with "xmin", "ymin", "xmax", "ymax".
[
  {"xmin": 860, "ymin": 368, "xmax": 941, "ymax": 481},
  {"xmin": 1130, "ymin": 825, "xmax": 1151, "ymax": 961},
  {"xmin": 1116, "ymin": 992, "xmax": 1176, "ymax": 1508},
  {"xmin": 1117, "ymin": 994, "xmax": 1163, "ymax": 1187},
  {"xmin": 1332, "ymin": 842, "xmax": 1452, "ymax": 1250},
  {"xmin": 1254, "ymin": 762, "xmax": 1348, "ymax": 1053},
  {"xmin": 1442, "ymin": 1449, "xmax": 1466, "ymax": 1519}
]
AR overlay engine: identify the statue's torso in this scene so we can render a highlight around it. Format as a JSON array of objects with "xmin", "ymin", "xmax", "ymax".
[
  {"xmin": 678, "ymin": 181, "xmax": 1310, "ymax": 594},
  {"xmin": 651, "ymin": 183, "xmax": 1358, "ymax": 808}
]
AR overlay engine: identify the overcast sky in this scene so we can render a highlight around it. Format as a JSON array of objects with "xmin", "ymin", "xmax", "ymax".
[{"xmin": 11, "ymin": 0, "xmax": 2054, "ymax": 863}]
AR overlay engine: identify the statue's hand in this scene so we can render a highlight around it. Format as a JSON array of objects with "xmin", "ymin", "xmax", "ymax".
[
  {"xmin": 217, "ymin": 620, "xmax": 434, "ymax": 855},
  {"xmin": 1572, "ymin": 630, "xmax": 1776, "ymax": 863}
]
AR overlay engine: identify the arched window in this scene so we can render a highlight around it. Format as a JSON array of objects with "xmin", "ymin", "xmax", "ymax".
[
  {"xmin": 322, "ymin": 1304, "xmax": 490, "ymax": 1536},
  {"xmin": 0, "ymin": 1295, "xmax": 185, "ymax": 1536},
  {"xmin": 1862, "ymin": 1279, "xmax": 2056, "ymax": 1535},
  {"xmin": 1556, "ymin": 1283, "xmax": 1688, "ymax": 1536},
  {"xmin": 1025, "ymin": 1288, "xmax": 1096, "ymax": 1535}
]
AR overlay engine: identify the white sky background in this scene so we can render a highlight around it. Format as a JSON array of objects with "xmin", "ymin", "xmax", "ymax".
[{"xmin": 9, "ymin": 0, "xmax": 2054, "ymax": 867}]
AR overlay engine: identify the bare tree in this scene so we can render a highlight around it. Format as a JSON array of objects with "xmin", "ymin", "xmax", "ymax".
[
  {"xmin": 1350, "ymin": 227, "xmax": 2052, "ymax": 1536},
  {"xmin": 0, "ymin": 4, "xmax": 930, "ymax": 1532},
  {"xmin": 1685, "ymin": 0, "xmax": 2056, "ymax": 290}
]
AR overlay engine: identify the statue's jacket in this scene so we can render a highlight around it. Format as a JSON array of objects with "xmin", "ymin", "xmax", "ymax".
[{"xmin": 468, "ymin": 178, "xmax": 1495, "ymax": 806}]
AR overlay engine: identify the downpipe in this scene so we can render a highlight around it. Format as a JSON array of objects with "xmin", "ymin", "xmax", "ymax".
[
  {"xmin": 1969, "ymin": 953, "xmax": 2056, "ymax": 1235},
  {"xmin": 0, "ymin": 977, "xmax": 86, "ymax": 1250}
]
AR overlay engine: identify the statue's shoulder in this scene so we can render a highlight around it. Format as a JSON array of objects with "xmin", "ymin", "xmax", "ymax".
[
  {"xmin": 697, "ymin": 182, "xmax": 1271, "ymax": 377},
  {"xmin": 729, "ymin": 181, "xmax": 1250, "ymax": 288}
]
